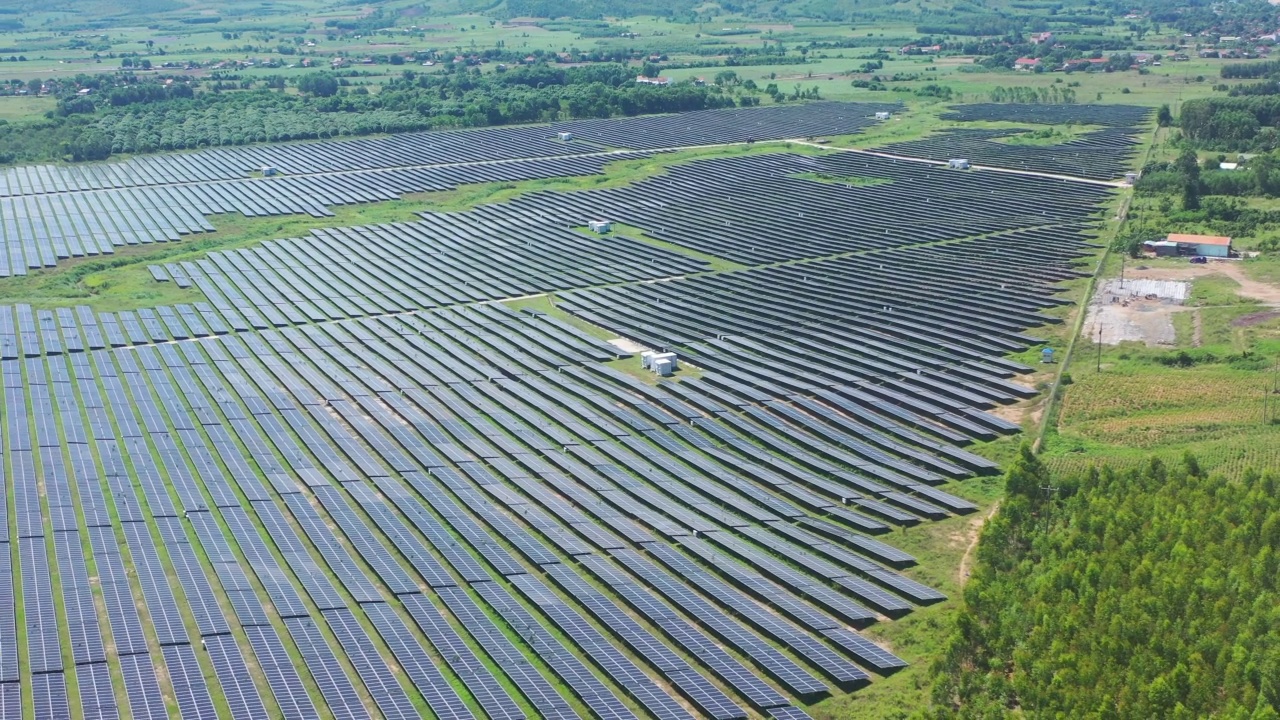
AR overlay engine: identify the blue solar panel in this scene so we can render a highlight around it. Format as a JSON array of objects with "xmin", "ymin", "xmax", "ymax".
[
  {"xmin": 0, "ymin": 682, "xmax": 19, "ymax": 720},
  {"xmin": 321, "ymin": 608, "xmax": 418, "ymax": 720},
  {"xmin": 281, "ymin": 616, "xmax": 367, "ymax": 720},
  {"xmin": 242, "ymin": 624, "xmax": 318, "ymax": 720},
  {"xmin": 76, "ymin": 661, "xmax": 118, "ymax": 720},
  {"xmin": 382, "ymin": 595, "xmax": 511, "ymax": 720},
  {"xmin": 118, "ymin": 653, "xmax": 168, "ymax": 720},
  {"xmin": 202, "ymin": 634, "xmax": 269, "ymax": 720},
  {"xmin": 32, "ymin": 671, "xmax": 70, "ymax": 720},
  {"xmin": 162, "ymin": 644, "xmax": 219, "ymax": 720}
]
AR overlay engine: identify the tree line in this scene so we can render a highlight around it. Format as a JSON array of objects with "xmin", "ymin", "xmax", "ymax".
[
  {"xmin": 1178, "ymin": 97, "xmax": 1280, "ymax": 150},
  {"xmin": 0, "ymin": 64, "xmax": 757, "ymax": 164},
  {"xmin": 1221, "ymin": 59, "xmax": 1280, "ymax": 79},
  {"xmin": 926, "ymin": 449, "xmax": 1280, "ymax": 719}
]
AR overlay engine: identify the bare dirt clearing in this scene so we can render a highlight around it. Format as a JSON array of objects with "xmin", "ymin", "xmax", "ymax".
[
  {"xmin": 1132, "ymin": 262, "xmax": 1280, "ymax": 304},
  {"xmin": 1083, "ymin": 277, "xmax": 1189, "ymax": 346}
]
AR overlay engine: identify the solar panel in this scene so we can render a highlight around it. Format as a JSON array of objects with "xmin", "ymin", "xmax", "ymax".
[
  {"xmin": 162, "ymin": 644, "xmax": 219, "ymax": 720},
  {"xmin": 202, "ymin": 633, "xmax": 269, "ymax": 720},
  {"xmin": 321, "ymin": 608, "xmax": 419, "ymax": 720},
  {"xmin": 76, "ymin": 661, "xmax": 119, "ymax": 720},
  {"xmin": 118, "ymin": 653, "xmax": 168, "ymax": 720}
]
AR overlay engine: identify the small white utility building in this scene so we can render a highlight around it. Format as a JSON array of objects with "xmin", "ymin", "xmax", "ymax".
[{"xmin": 641, "ymin": 351, "xmax": 679, "ymax": 376}]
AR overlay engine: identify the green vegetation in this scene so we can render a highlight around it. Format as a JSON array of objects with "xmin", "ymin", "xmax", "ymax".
[
  {"xmin": 1189, "ymin": 272, "xmax": 1257, "ymax": 306},
  {"xmin": 0, "ymin": 64, "xmax": 748, "ymax": 163},
  {"xmin": 928, "ymin": 449, "xmax": 1280, "ymax": 720},
  {"xmin": 1043, "ymin": 231, "xmax": 1280, "ymax": 481},
  {"xmin": 995, "ymin": 125, "xmax": 1094, "ymax": 146},
  {"xmin": 606, "ymin": 222, "xmax": 750, "ymax": 273},
  {"xmin": 791, "ymin": 171, "xmax": 893, "ymax": 186}
]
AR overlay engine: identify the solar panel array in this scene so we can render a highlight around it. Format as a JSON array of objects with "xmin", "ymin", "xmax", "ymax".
[
  {"xmin": 938, "ymin": 102, "xmax": 1153, "ymax": 127},
  {"xmin": 498, "ymin": 151, "xmax": 1114, "ymax": 264},
  {"xmin": 875, "ymin": 127, "xmax": 1142, "ymax": 181},
  {"xmin": 0, "ymin": 101, "xmax": 893, "ymax": 277},
  {"xmin": 870, "ymin": 103, "xmax": 1155, "ymax": 181},
  {"xmin": 0, "ymin": 102, "xmax": 1131, "ymax": 720}
]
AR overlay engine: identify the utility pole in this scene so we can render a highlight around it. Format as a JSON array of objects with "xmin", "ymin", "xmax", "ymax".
[
  {"xmin": 1269, "ymin": 355, "xmax": 1280, "ymax": 424},
  {"xmin": 1096, "ymin": 321, "xmax": 1103, "ymax": 373}
]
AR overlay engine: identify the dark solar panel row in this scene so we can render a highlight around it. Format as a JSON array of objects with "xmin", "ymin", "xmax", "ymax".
[
  {"xmin": 879, "ymin": 125, "xmax": 1143, "ymax": 180},
  {"xmin": 118, "ymin": 653, "xmax": 169, "ymax": 720},
  {"xmin": 0, "ymin": 123, "xmax": 1117, "ymax": 720},
  {"xmin": 252, "ymin": 304, "xmax": 942, "ymax": 666},
  {"xmin": 32, "ymin": 671, "xmax": 71, "ymax": 720},
  {"xmin": 319, "ymin": 607, "xmax": 416, "ymax": 720},
  {"xmin": 365, "ymin": 598, "xmax": 484, "ymax": 720},
  {"xmin": 616, "ymin": 547, "xmax": 869, "ymax": 687},
  {"xmin": 203, "ymin": 632, "xmax": 271, "ymax": 720},
  {"xmin": 427, "ymin": 587, "xmax": 581, "ymax": 720},
  {"xmin": 0, "ymin": 102, "xmax": 890, "ymax": 197},
  {"xmin": 163, "ymin": 644, "xmax": 219, "ymax": 719},
  {"xmin": 281, "ymin": 616, "xmax": 369, "ymax": 720},
  {"xmin": 77, "ymin": 660, "xmax": 118, "ymax": 720},
  {"xmin": 0, "ymin": 153, "xmax": 650, "ymax": 276},
  {"xmin": 471, "ymin": 581, "xmax": 640, "ymax": 720},
  {"xmin": 507, "ymin": 572, "xmax": 695, "ymax": 720},
  {"xmin": 0, "ymin": 100, "xmax": 908, "ymax": 275}
]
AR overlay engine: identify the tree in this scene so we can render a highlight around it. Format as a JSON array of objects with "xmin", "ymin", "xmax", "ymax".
[
  {"xmin": 68, "ymin": 131, "xmax": 112, "ymax": 161},
  {"xmin": 930, "ymin": 455, "xmax": 1280, "ymax": 719},
  {"xmin": 1175, "ymin": 148, "xmax": 1202, "ymax": 210},
  {"xmin": 1157, "ymin": 104, "xmax": 1173, "ymax": 126},
  {"xmin": 296, "ymin": 72, "xmax": 339, "ymax": 97},
  {"xmin": 1182, "ymin": 177, "xmax": 1202, "ymax": 210}
]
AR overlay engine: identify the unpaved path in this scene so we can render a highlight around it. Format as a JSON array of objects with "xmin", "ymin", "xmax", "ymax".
[
  {"xmin": 958, "ymin": 501, "xmax": 1001, "ymax": 587},
  {"xmin": 791, "ymin": 140, "xmax": 1128, "ymax": 188}
]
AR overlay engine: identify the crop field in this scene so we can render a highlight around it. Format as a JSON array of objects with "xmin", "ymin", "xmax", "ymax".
[{"xmin": 0, "ymin": 100, "xmax": 1138, "ymax": 720}]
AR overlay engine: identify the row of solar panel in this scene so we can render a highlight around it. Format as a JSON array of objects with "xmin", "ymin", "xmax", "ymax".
[{"xmin": 0, "ymin": 102, "xmax": 897, "ymax": 198}]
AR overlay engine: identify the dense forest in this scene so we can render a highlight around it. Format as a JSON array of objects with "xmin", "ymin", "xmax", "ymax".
[
  {"xmin": 927, "ymin": 448, "xmax": 1280, "ymax": 719},
  {"xmin": 1177, "ymin": 97, "xmax": 1280, "ymax": 150},
  {"xmin": 0, "ymin": 64, "xmax": 748, "ymax": 163}
]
